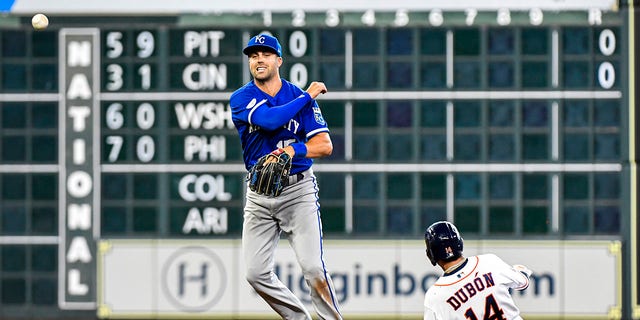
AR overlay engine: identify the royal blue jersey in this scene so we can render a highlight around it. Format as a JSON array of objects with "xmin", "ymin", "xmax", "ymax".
[{"xmin": 229, "ymin": 79, "xmax": 329, "ymax": 174}]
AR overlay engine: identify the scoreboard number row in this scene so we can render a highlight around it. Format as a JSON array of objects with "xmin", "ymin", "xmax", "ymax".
[
  {"xmin": 99, "ymin": 26, "xmax": 619, "ymax": 92},
  {"xmin": 260, "ymin": 8, "xmax": 608, "ymax": 27},
  {"xmin": 105, "ymin": 63, "xmax": 153, "ymax": 91},
  {"xmin": 104, "ymin": 102, "xmax": 232, "ymax": 163},
  {"xmin": 105, "ymin": 31, "xmax": 156, "ymax": 59}
]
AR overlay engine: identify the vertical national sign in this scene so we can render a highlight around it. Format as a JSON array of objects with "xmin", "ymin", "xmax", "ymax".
[{"xmin": 59, "ymin": 28, "xmax": 100, "ymax": 309}]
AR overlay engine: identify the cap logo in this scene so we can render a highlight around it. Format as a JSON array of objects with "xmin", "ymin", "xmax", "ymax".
[
  {"xmin": 243, "ymin": 34, "xmax": 282, "ymax": 56},
  {"xmin": 445, "ymin": 247, "xmax": 453, "ymax": 254}
]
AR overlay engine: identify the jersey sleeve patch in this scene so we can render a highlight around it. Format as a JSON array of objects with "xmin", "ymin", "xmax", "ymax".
[{"xmin": 313, "ymin": 105, "xmax": 326, "ymax": 125}]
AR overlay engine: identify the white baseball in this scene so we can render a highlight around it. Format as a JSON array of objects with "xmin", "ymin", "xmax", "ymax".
[{"xmin": 32, "ymin": 13, "xmax": 49, "ymax": 30}]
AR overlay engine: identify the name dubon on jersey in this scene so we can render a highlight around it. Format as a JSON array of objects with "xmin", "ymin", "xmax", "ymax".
[{"xmin": 424, "ymin": 254, "xmax": 530, "ymax": 320}]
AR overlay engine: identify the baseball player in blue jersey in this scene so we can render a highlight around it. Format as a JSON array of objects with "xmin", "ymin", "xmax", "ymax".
[{"xmin": 229, "ymin": 34, "xmax": 343, "ymax": 320}]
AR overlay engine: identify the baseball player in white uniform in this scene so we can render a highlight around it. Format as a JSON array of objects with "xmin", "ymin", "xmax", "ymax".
[{"xmin": 423, "ymin": 221, "xmax": 532, "ymax": 320}]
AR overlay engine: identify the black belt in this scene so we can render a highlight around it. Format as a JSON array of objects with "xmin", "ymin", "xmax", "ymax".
[{"xmin": 282, "ymin": 172, "xmax": 305, "ymax": 187}]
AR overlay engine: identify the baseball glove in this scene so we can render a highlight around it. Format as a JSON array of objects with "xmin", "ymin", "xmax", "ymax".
[{"xmin": 248, "ymin": 148, "xmax": 292, "ymax": 197}]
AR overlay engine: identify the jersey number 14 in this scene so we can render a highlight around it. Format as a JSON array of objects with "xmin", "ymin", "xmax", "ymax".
[{"xmin": 463, "ymin": 294, "xmax": 507, "ymax": 320}]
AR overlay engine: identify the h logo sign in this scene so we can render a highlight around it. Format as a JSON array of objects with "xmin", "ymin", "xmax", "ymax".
[
  {"xmin": 178, "ymin": 262, "xmax": 208, "ymax": 297},
  {"xmin": 162, "ymin": 246, "xmax": 227, "ymax": 311}
]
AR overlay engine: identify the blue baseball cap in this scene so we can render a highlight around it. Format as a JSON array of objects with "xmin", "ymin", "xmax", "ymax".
[{"xmin": 243, "ymin": 34, "xmax": 282, "ymax": 57}]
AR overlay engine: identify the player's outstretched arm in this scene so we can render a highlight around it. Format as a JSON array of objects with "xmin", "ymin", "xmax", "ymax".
[
  {"xmin": 241, "ymin": 81, "xmax": 328, "ymax": 131},
  {"xmin": 509, "ymin": 264, "xmax": 532, "ymax": 291},
  {"xmin": 249, "ymin": 93, "xmax": 312, "ymax": 130}
]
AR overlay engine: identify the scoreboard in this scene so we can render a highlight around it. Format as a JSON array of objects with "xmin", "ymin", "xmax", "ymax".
[{"xmin": 0, "ymin": 0, "xmax": 636, "ymax": 318}]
